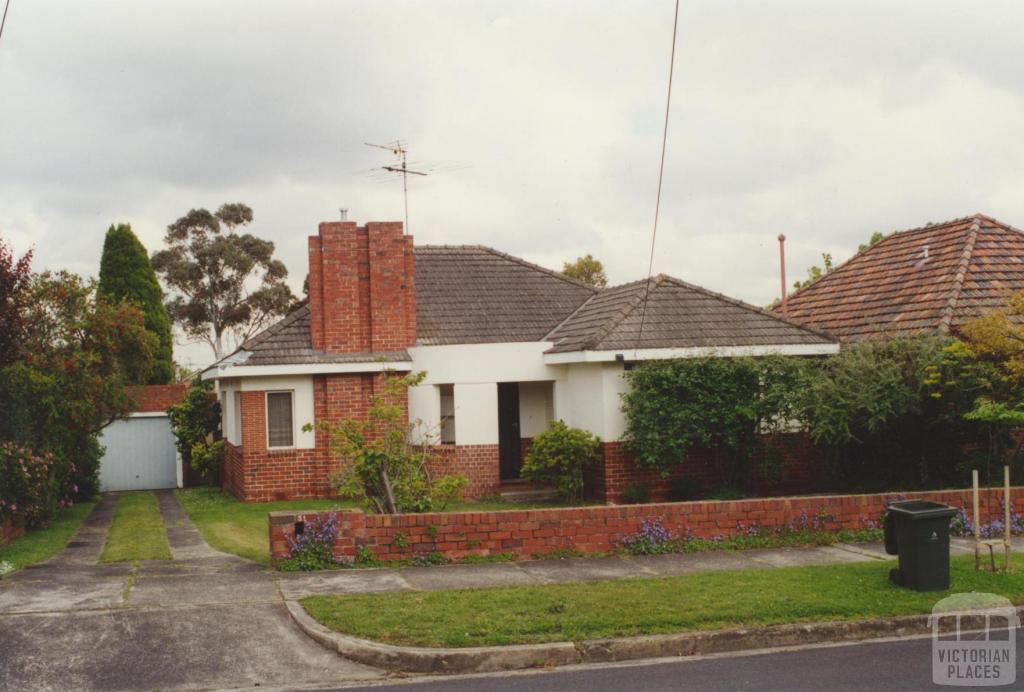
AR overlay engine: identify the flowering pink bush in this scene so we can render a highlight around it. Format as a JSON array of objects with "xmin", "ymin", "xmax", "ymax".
[{"xmin": 0, "ymin": 442, "xmax": 74, "ymax": 527}]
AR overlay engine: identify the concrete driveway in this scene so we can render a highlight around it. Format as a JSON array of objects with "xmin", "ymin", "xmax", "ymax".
[{"xmin": 0, "ymin": 492, "xmax": 383, "ymax": 691}]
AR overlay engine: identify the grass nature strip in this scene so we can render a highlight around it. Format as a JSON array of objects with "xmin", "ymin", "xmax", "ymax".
[
  {"xmin": 0, "ymin": 501, "xmax": 96, "ymax": 572},
  {"xmin": 100, "ymin": 491, "xmax": 172, "ymax": 562},
  {"xmin": 302, "ymin": 553, "xmax": 1024, "ymax": 648}
]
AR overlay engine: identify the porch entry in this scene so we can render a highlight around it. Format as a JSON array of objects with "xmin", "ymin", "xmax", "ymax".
[{"xmin": 497, "ymin": 382, "xmax": 521, "ymax": 480}]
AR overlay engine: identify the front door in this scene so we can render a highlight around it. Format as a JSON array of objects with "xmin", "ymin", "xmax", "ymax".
[{"xmin": 497, "ymin": 382, "xmax": 522, "ymax": 480}]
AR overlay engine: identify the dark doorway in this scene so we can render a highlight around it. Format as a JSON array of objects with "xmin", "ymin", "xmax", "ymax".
[{"xmin": 498, "ymin": 382, "xmax": 522, "ymax": 480}]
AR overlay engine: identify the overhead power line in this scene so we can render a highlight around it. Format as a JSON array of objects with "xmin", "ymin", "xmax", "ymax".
[
  {"xmin": 0, "ymin": 0, "xmax": 12, "ymax": 45},
  {"xmin": 634, "ymin": 0, "xmax": 681, "ymax": 354}
]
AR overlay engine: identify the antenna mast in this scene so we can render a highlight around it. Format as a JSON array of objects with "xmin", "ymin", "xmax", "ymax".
[{"xmin": 364, "ymin": 141, "xmax": 427, "ymax": 234}]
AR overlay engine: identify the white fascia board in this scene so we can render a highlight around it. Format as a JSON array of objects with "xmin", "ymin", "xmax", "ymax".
[
  {"xmin": 202, "ymin": 360, "xmax": 413, "ymax": 380},
  {"xmin": 543, "ymin": 343, "xmax": 840, "ymax": 364}
]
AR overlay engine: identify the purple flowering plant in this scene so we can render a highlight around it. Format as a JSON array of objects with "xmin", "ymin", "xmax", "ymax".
[
  {"xmin": 621, "ymin": 518, "xmax": 680, "ymax": 555},
  {"xmin": 279, "ymin": 511, "xmax": 349, "ymax": 571}
]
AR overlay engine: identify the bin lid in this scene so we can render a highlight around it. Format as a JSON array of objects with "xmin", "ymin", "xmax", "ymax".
[{"xmin": 887, "ymin": 500, "xmax": 957, "ymax": 519}]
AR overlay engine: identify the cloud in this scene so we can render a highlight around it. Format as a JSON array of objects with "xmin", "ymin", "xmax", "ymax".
[{"xmin": 3, "ymin": 0, "xmax": 1024, "ymax": 367}]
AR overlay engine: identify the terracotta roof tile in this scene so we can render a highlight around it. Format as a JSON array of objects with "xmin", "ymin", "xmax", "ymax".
[{"xmin": 779, "ymin": 214, "xmax": 1024, "ymax": 341}]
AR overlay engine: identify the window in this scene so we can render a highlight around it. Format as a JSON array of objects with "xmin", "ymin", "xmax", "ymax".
[
  {"xmin": 266, "ymin": 391, "xmax": 294, "ymax": 448},
  {"xmin": 438, "ymin": 384, "xmax": 455, "ymax": 444}
]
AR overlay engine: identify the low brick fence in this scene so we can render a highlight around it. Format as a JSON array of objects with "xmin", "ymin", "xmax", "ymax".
[
  {"xmin": 268, "ymin": 486, "xmax": 1024, "ymax": 567},
  {"xmin": 0, "ymin": 516, "xmax": 24, "ymax": 548}
]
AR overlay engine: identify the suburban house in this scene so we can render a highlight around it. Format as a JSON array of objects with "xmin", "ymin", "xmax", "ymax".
[
  {"xmin": 779, "ymin": 214, "xmax": 1024, "ymax": 341},
  {"xmin": 203, "ymin": 220, "xmax": 838, "ymax": 503}
]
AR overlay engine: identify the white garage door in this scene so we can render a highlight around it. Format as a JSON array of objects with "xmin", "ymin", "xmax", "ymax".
[{"xmin": 99, "ymin": 415, "xmax": 180, "ymax": 491}]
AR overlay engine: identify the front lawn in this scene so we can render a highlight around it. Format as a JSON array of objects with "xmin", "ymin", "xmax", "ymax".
[
  {"xmin": 177, "ymin": 487, "xmax": 585, "ymax": 566},
  {"xmin": 302, "ymin": 553, "xmax": 1024, "ymax": 647},
  {"xmin": 0, "ymin": 501, "xmax": 96, "ymax": 572},
  {"xmin": 177, "ymin": 488, "xmax": 349, "ymax": 565},
  {"xmin": 100, "ymin": 491, "xmax": 172, "ymax": 562}
]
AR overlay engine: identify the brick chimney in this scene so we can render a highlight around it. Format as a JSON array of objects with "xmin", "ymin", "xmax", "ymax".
[{"xmin": 307, "ymin": 221, "xmax": 416, "ymax": 354}]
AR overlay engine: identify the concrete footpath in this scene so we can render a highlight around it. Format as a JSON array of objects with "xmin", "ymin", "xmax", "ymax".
[{"xmin": 278, "ymin": 538, "xmax": 918, "ymax": 599}]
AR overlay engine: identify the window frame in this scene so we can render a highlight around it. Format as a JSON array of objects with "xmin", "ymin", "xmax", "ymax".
[
  {"xmin": 438, "ymin": 384, "xmax": 456, "ymax": 444},
  {"xmin": 265, "ymin": 390, "xmax": 296, "ymax": 450}
]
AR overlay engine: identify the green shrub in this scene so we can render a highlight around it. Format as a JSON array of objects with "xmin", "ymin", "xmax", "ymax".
[
  {"xmin": 521, "ymin": 420, "xmax": 601, "ymax": 503},
  {"xmin": 189, "ymin": 440, "xmax": 225, "ymax": 478},
  {"xmin": 277, "ymin": 543, "xmax": 338, "ymax": 572},
  {"xmin": 316, "ymin": 371, "xmax": 468, "ymax": 514},
  {"xmin": 621, "ymin": 483, "xmax": 650, "ymax": 504},
  {"xmin": 0, "ymin": 443, "xmax": 66, "ymax": 527},
  {"xmin": 667, "ymin": 477, "xmax": 702, "ymax": 502},
  {"xmin": 167, "ymin": 377, "xmax": 221, "ymax": 478},
  {"xmin": 705, "ymin": 486, "xmax": 746, "ymax": 501}
]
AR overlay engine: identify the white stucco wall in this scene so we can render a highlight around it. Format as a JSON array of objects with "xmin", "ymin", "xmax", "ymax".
[
  {"xmin": 557, "ymin": 362, "xmax": 629, "ymax": 442},
  {"xmin": 408, "ymin": 343, "xmax": 561, "ymax": 445},
  {"xmin": 519, "ymin": 381, "xmax": 554, "ymax": 438},
  {"xmin": 217, "ymin": 378, "xmax": 242, "ymax": 446},
  {"xmin": 453, "ymin": 383, "xmax": 499, "ymax": 444},
  {"xmin": 239, "ymin": 375, "xmax": 316, "ymax": 449}
]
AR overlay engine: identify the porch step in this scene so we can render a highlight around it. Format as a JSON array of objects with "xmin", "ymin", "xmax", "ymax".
[{"xmin": 498, "ymin": 484, "xmax": 560, "ymax": 503}]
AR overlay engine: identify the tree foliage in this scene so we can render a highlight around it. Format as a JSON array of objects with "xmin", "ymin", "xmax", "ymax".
[
  {"xmin": 793, "ymin": 253, "xmax": 834, "ymax": 291},
  {"xmin": 562, "ymin": 254, "xmax": 608, "ymax": 287},
  {"xmin": 0, "ymin": 271, "xmax": 155, "ymax": 501},
  {"xmin": 621, "ymin": 340, "xmax": 1001, "ymax": 493},
  {"xmin": 98, "ymin": 223, "xmax": 174, "ymax": 384},
  {"xmin": 166, "ymin": 377, "xmax": 222, "ymax": 478},
  {"xmin": 521, "ymin": 420, "xmax": 601, "ymax": 502},
  {"xmin": 151, "ymin": 203, "xmax": 296, "ymax": 359},
  {"xmin": 311, "ymin": 372, "xmax": 467, "ymax": 514},
  {"xmin": 793, "ymin": 232, "xmax": 886, "ymax": 292},
  {"xmin": 0, "ymin": 238, "xmax": 33, "ymax": 369},
  {"xmin": 622, "ymin": 356, "xmax": 805, "ymax": 485}
]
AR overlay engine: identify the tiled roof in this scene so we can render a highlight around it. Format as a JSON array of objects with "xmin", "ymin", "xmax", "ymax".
[
  {"xmin": 413, "ymin": 246, "xmax": 598, "ymax": 345},
  {"xmin": 779, "ymin": 214, "xmax": 1024, "ymax": 341},
  {"xmin": 238, "ymin": 306, "xmax": 411, "ymax": 365},
  {"xmin": 227, "ymin": 243, "xmax": 835, "ymax": 369},
  {"xmin": 545, "ymin": 275, "xmax": 834, "ymax": 353}
]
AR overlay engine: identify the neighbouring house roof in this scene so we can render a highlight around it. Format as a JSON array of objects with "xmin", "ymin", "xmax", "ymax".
[
  {"xmin": 779, "ymin": 214, "xmax": 1024, "ymax": 341},
  {"xmin": 413, "ymin": 246, "xmax": 598, "ymax": 345},
  {"xmin": 545, "ymin": 274, "xmax": 835, "ymax": 353}
]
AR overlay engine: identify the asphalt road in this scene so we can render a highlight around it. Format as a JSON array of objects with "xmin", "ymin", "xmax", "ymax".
[{"xmin": 342, "ymin": 635, "xmax": 1023, "ymax": 692}]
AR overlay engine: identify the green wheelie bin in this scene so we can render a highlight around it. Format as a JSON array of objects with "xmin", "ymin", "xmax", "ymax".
[{"xmin": 884, "ymin": 500, "xmax": 958, "ymax": 591}]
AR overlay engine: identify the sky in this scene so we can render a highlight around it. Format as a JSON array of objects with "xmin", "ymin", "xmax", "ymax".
[{"xmin": 3, "ymin": 0, "xmax": 1024, "ymax": 370}]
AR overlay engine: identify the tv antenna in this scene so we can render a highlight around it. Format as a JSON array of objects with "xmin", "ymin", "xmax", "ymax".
[{"xmin": 363, "ymin": 141, "xmax": 427, "ymax": 234}]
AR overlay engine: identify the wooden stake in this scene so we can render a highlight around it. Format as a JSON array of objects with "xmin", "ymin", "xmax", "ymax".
[
  {"xmin": 1005, "ymin": 465, "xmax": 1012, "ymax": 572},
  {"xmin": 974, "ymin": 468, "xmax": 981, "ymax": 571}
]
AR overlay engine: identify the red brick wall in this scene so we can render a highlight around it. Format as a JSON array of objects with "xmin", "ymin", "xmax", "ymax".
[
  {"xmin": 594, "ymin": 437, "xmax": 820, "ymax": 503},
  {"xmin": 269, "ymin": 486, "xmax": 1024, "ymax": 566},
  {"xmin": 427, "ymin": 444, "xmax": 502, "ymax": 498},
  {"xmin": 126, "ymin": 384, "xmax": 188, "ymax": 413},
  {"xmin": 227, "ymin": 372, "xmax": 419, "ymax": 502},
  {"xmin": 307, "ymin": 221, "xmax": 415, "ymax": 354},
  {"xmin": 0, "ymin": 516, "xmax": 24, "ymax": 548}
]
